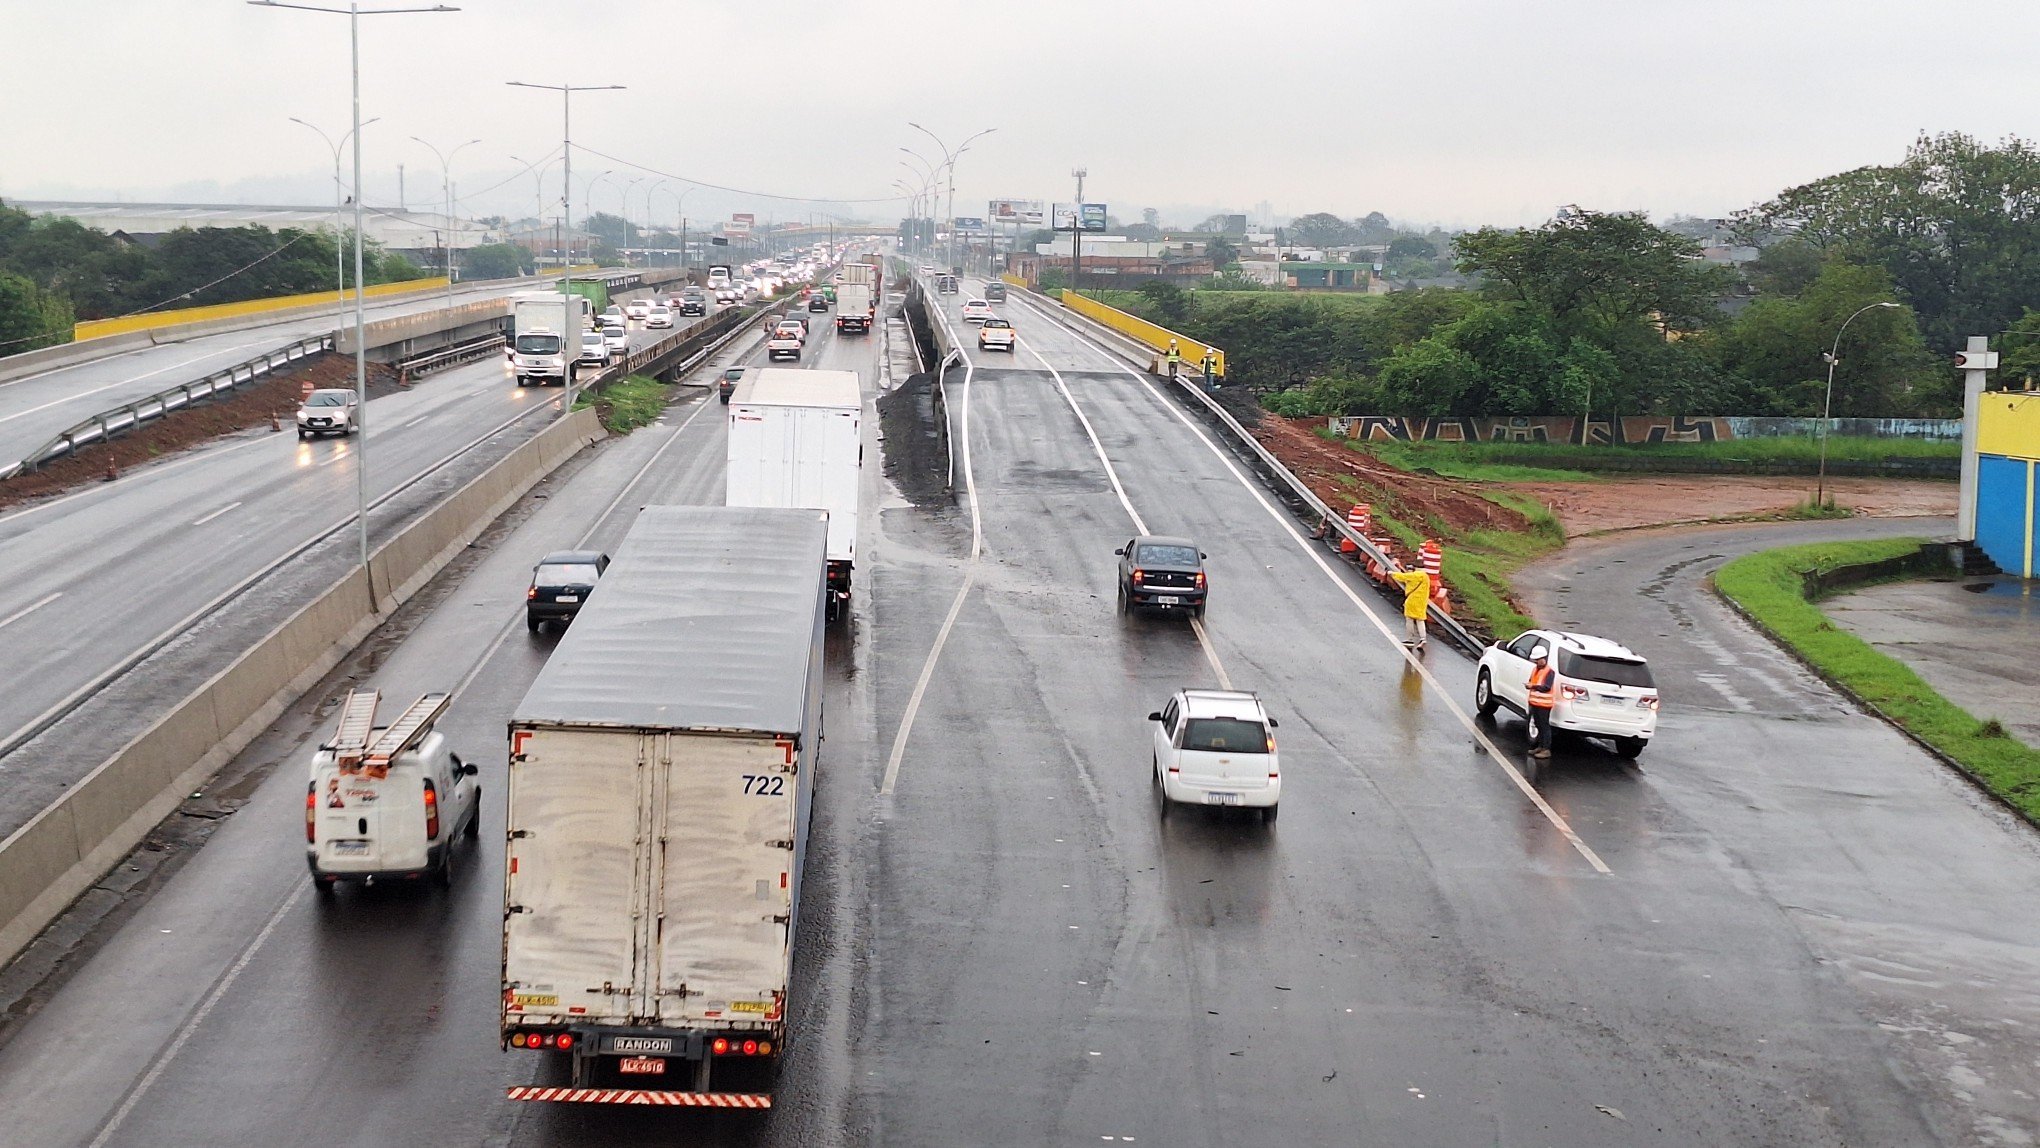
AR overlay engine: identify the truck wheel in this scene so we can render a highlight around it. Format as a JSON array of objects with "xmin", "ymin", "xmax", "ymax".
[
  {"xmin": 527, "ymin": 615, "xmax": 541, "ymax": 633},
  {"xmin": 1615, "ymin": 737, "xmax": 1646, "ymax": 760},
  {"xmin": 437, "ymin": 846, "xmax": 456, "ymax": 889},
  {"xmin": 1153, "ymin": 763, "xmax": 1170, "ymax": 819},
  {"xmin": 313, "ymin": 876, "xmax": 337, "ymax": 897},
  {"xmin": 1475, "ymin": 670, "xmax": 1499, "ymax": 719},
  {"xmin": 1116, "ymin": 585, "xmax": 1129, "ymax": 616},
  {"xmin": 1261, "ymin": 804, "xmax": 1279, "ymax": 825},
  {"xmin": 464, "ymin": 787, "xmax": 482, "ymax": 838}
]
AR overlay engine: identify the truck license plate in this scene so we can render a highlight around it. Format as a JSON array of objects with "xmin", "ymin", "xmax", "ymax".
[
  {"xmin": 332, "ymin": 840, "xmax": 369, "ymax": 855},
  {"xmin": 619, "ymin": 1057, "xmax": 666, "ymax": 1075},
  {"xmin": 1155, "ymin": 596, "xmax": 1181, "ymax": 606},
  {"xmin": 555, "ymin": 595, "xmax": 578, "ymax": 603},
  {"xmin": 1204, "ymin": 792, "xmax": 1242, "ymax": 806}
]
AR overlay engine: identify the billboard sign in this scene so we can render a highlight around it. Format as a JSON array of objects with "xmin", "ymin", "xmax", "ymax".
[
  {"xmin": 1054, "ymin": 203, "xmax": 1108, "ymax": 231},
  {"xmin": 990, "ymin": 198, "xmax": 1046, "ymax": 225},
  {"xmin": 952, "ymin": 216, "xmax": 987, "ymax": 235},
  {"xmin": 1051, "ymin": 203, "xmax": 1076, "ymax": 230},
  {"xmin": 728, "ymin": 213, "xmax": 754, "ymax": 235},
  {"xmin": 1079, "ymin": 203, "xmax": 1108, "ymax": 231}
]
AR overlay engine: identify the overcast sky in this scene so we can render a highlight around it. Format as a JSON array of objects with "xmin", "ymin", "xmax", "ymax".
[{"xmin": 6, "ymin": 0, "xmax": 2040, "ymax": 231}]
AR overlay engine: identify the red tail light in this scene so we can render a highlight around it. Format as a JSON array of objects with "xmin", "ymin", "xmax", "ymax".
[
  {"xmin": 1132, "ymin": 569, "xmax": 1145, "ymax": 585},
  {"xmin": 712, "ymin": 1038, "xmax": 730, "ymax": 1055},
  {"xmin": 526, "ymin": 585, "xmax": 536, "ymax": 600},
  {"xmin": 1638, "ymin": 696, "xmax": 1660, "ymax": 710},
  {"xmin": 1561, "ymin": 684, "xmax": 1590, "ymax": 701},
  {"xmin": 1194, "ymin": 571, "xmax": 1207, "ymax": 589},
  {"xmin": 306, "ymin": 783, "xmax": 317, "ymax": 843},
  {"xmin": 742, "ymin": 1040, "xmax": 759, "ymax": 1055},
  {"xmin": 555, "ymin": 1033, "xmax": 573, "ymax": 1049},
  {"xmin": 423, "ymin": 780, "xmax": 440, "ymax": 839}
]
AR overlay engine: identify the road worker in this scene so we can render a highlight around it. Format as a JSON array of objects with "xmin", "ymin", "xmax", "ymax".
[
  {"xmin": 1201, "ymin": 347, "xmax": 1219, "ymax": 388},
  {"xmin": 1391, "ymin": 568, "xmax": 1432, "ymax": 651},
  {"xmin": 1165, "ymin": 338, "xmax": 1181, "ymax": 378},
  {"xmin": 1526, "ymin": 646, "xmax": 1557, "ymax": 758}
]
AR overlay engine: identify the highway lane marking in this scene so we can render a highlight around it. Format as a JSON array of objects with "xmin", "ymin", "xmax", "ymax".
[
  {"xmin": 190, "ymin": 501, "xmax": 242, "ymax": 526},
  {"xmin": 1015, "ymin": 293, "xmax": 1611, "ymax": 875},
  {"xmin": 0, "ymin": 591, "xmax": 61, "ymax": 630},
  {"xmin": 1017, "ymin": 330, "xmax": 1232, "ymax": 690},
  {"xmin": 404, "ymin": 415, "xmax": 430, "ymax": 428},
  {"xmin": 0, "ymin": 343, "xmax": 271, "ymax": 427},
  {"xmin": 881, "ymin": 311, "xmax": 983, "ymax": 797},
  {"xmin": 85, "ymin": 875, "xmax": 309, "ymax": 1148}
]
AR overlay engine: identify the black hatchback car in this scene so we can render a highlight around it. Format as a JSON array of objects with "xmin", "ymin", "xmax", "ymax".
[
  {"xmin": 527, "ymin": 550, "xmax": 610, "ymax": 632},
  {"xmin": 983, "ymin": 281, "xmax": 1007, "ymax": 302},
  {"xmin": 808, "ymin": 293, "xmax": 831, "ymax": 312},
  {"xmin": 1115, "ymin": 535, "xmax": 1208, "ymax": 617}
]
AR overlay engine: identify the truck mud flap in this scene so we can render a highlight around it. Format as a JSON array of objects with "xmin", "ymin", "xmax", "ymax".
[{"xmin": 506, "ymin": 1086, "xmax": 772, "ymax": 1108}]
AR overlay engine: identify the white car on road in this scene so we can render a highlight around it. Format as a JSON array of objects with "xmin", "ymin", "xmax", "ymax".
[
  {"xmin": 1474, "ymin": 629, "xmax": 1659, "ymax": 758},
  {"xmin": 961, "ymin": 299, "xmax": 996, "ymax": 323},
  {"xmin": 601, "ymin": 325, "xmax": 629, "ymax": 357},
  {"xmin": 977, "ymin": 317, "xmax": 1016, "ymax": 352},
  {"xmin": 645, "ymin": 305, "xmax": 674, "ymax": 329},
  {"xmin": 1149, "ymin": 689, "xmax": 1281, "ymax": 822},
  {"xmin": 623, "ymin": 298, "xmax": 653, "ymax": 321}
]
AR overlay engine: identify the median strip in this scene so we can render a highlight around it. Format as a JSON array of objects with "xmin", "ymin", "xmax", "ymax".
[{"xmin": 1712, "ymin": 538, "xmax": 2040, "ymax": 825}]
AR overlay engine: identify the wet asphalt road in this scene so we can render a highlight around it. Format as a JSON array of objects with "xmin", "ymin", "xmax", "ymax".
[{"xmin": 0, "ymin": 271, "xmax": 2035, "ymax": 1146}]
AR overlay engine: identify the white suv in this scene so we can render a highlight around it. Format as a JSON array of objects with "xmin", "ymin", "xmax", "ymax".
[
  {"xmin": 1475, "ymin": 629, "xmax": 1659, "ymax": 758},
  {"xmin": 1149, "ymin": 689, "xmax": 1281, "ymax": 822},
  {"xmin": 961, "ymin": 299, "xmax": 996, "ymax": 323}
]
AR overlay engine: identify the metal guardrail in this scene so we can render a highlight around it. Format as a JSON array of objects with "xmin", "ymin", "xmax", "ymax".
[
  {"xmin": 1017, "ymin": 290, "xmax": 1485, "ymax": 657},
  {"xmin": 397, "ymin": 333, "xmax": 505, "ymax": 377},
  {"xmin": 1, "ymin": 335, "xmax": 334, "ymax": 481}
]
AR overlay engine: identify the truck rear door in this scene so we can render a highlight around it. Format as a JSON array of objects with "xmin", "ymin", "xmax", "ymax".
[
  {"xmin": 652, "ymin": 734, "xmax": 798, "ymax": 1026},
  {"xmin": 504, "ymin": 726, "xmax": 653, "ymax": 1025}
]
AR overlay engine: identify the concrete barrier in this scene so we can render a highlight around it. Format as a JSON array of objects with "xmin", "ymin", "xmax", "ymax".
[
  {"xmin": 74, "ymin": 278, "xmax": 450, "ymax": 341},
  {"xmin": 0, "ymin": 406, "xmax": 605, "ymax": 966}
]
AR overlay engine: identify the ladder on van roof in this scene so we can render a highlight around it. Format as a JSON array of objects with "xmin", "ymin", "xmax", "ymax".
[
  {"xmin": 363, "ymin": 692, "xmax": 451, "ymax": 779},
  {"xmin": 331, "ymin": 689, "xmax": 381, "ymax": 773}
]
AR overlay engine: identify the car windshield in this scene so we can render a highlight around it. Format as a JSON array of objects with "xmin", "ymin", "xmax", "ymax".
[
  {"xmin": 1560, "ymin": 651, "xmax": 1656, "ymax": 688},
  {"xmin": 983, "ymin": 319, "xmax": 1010, "ymax": 329},
  {"xmin": 305, "ymin": 392, "xmax": 349, "ymax": 407},
  {"xmin": 1181, "ymin": 718, "xmax": 1269, "ymax": 753},
  {"xmin": 1137, "ymin": 544, "xmax": 1200, "ymax": 566},
  {"xmin": 535, "ymin": 563, "xmax": 601, "ymax": 586},
  {"xmin": 515, "ymin": 334, "xmax": 561, "ymax": 354}
]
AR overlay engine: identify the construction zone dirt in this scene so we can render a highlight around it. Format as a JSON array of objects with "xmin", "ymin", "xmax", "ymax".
[
  {"xmin": 0, "ymin": 352, "xmax": 401, "ymax": 512},
  {"xmin": 1500, "ymin": 474, "xmax": 1956, "ymax": 534},
  {"xmin": 1250, "ymin": 414, "xmax": 1531, "ymax": 539},
  {"xmin": 878, "ymin": 371, "xmax": 951, "ymax": 509}
]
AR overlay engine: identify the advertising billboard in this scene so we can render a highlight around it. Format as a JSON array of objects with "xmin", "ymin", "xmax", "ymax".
[
  {"xmin": 1053, "ymin": 203, "xmax": 1108, "ymax": 231},
  {"xmin": 952, "ymin": 216, "xmax": 987, "ymax": 235},
  {"xmin": 1052, "ymin": 203, "xmax": 1076, "ymax": 230},
  {"xmin": 1079, "ymin": 203, "xmax": 1108, "ymax": 231},
  {"xmin": 728, "ymin": 213, "xmax": 754, "ymax": 235},
  {"xmin": 990, "ymin": 198, "xmax": 1046, "ymax": 225}
]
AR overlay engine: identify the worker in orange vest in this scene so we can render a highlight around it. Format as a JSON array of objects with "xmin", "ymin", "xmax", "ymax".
[
  {"xmin": 1526, "ymin": 645, "xmax": 1557, "ymax": 758},
  {"xmin": 1390, "ymin": 568, "xmax": 1432, "ymax": 651}
]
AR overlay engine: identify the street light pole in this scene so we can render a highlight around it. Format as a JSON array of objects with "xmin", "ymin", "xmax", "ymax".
[
  {"xmin": 290, "ymin": 115, "xmax": 379, "ymax": 319},
  {"xmin": 507, "ymin": 80, "xmax": 626, "ymax": 420},
  {"xmin": 1071, "ymin": 167, "xmax": 1087, "ymax": 296},
  {"xmin": 1818, "ymin": 301, "xmax": 1903, "ymax": 505},
  {"xmin": 507, "ymin": 153, "xmax": 560, "ymax": 271},
  {"xmin": 413, "ymin": 135, "xmax": 480, "ymax": 311},
  {"xmin": 253, "ymin": 0, "xmax": 458, "ymax": 576}
]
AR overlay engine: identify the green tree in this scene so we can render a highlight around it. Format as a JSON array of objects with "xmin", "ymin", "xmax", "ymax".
[
  {"xmin": 1386, "ymin": 235, "xmax": 1437, "ymax": 261},
  {"xmin": 1138, "ymin": 280, "xmax": 1189, "ymax": 323},
  {"xmin": 1709, "ymin": 261, "xmax": 1942, "ymax": 416},
  {"xmin": 0, "ymin": 270, "xmax": 75, "ymax": 352},
  {"xmin": 1204, "ymin": 236, "xmax": 1239, "ymax": 268},
  {"xmin": 1455, "ymin": 209, "xmax": 1731, "ymax": 338},
  {"xmin": 1742, "ymin": 237, "xmax": 1825, "ymax": 297},
  {"xmin": 1740, "ymin": 131, "xmax": 2040, "ymax": 352},
  {"xmin": 583, "ymin": 212, "xmax": 638, "ymax": 248},
  {"xmin": 1375, "ymin": 336, "xmax": 1484, "ymax": 413},
  {"xmin": 1286, "ymin": 212, "xmax": 1351, "ymax": 247},
  {"xmin": 462, "ymin": 243, "xmax": 533, "ymax": 280},
  {"xmin": 1206, "ymin": 267, "xmax": 1262, "ymax": 291}
]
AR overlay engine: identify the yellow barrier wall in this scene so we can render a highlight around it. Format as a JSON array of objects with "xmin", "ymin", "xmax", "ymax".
[
  {"xmin": 1059, "ymin": 291, "xmax": 1225, "ymax": 377},
  {"xmin": 1000, "ymin": 273, "xmax": 1028, "ymax": 290},
  {"xmin": 74, "ymin": 276, "xmax": 450, "ymax": 341},
  {"xmin": 1978, "ymin": 391, "xmax": 2040, "ymax": 461}
]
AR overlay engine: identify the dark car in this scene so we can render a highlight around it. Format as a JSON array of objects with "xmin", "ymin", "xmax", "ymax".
[
  {"xmin": 1114, "ymin": 535, "xmax": 1208, "ymax": 617},
  {"xmin": 808, "ymin": 293, "xmax": 831, "ymax": 312},
  {"xmin": 679, "ymin": 294, "xmax": 706, "ymax": 316},
  {"xmin": 527, "ymin": 550, "xmax": 610, "ymax": 632},
  {"xmin": 719, "ymin": 366, "xmax": 745, "ymax": 404},
  {"xmin": 936, "ymin": 275, "xmax": 959, "ymax": 294},
  {"xmin": 983, "ymin": 281, "xmax": 1007, "ymax": 302}
]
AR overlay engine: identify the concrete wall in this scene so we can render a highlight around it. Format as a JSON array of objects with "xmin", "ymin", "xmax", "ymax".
[
  {"xmin": 75, "ymin": 278, "xmax": 450, "ymax": 341},
  {"xmin": 0, "ymin": 407, "xmax": 605, "ymax": 966}
]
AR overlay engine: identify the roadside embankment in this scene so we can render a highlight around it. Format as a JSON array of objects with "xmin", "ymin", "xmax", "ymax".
[{"xmin": 1712, "ymin": 539, "xmax": 2040, "ymax": 825}]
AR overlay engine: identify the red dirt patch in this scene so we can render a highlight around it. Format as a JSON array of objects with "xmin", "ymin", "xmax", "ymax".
[
  {"xmin": 1250, "ymin": 415, "xmax": 1530, "ymax": 546},
  {"xmin": 1499, "ymin": 475, "xmax": 1956, "ymax": 535},
  {"xmin": 0, "ymin": 352, "xmax": 401, "ymax": 512}
]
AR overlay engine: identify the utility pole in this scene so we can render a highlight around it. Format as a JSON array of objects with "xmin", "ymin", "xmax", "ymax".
[{"xmin": 1071, "ymin": 167, "xmax": 1087, "ymax": 297}]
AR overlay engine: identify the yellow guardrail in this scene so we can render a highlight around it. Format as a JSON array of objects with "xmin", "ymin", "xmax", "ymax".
[
  {"xmin": 1000, "ymin": 273, "xmax": 1028, "ymax": 290},
  {"xmin": 1059, "ymin": 291, "xmax": 1225, "ymax": 377},
  {"xmin": 74, "ymin": 277, "xmax": 450, "ymax": 341}
]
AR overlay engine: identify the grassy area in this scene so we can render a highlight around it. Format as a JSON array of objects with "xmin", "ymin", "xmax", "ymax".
[
  {"xmin": 574, "ymin": 373, "xmax": 670, "ymax": 434},
  {"xmin": 1338, "ymin": 434, "xmax": 1958, "ymax": 474},
  {"xmin": 1714, "ymin": 539, "xmax": 2040, "ymax": 824},
  {"xmin": 1329, "ymin": 473, "xmax": 1564, "ymax": 641}
]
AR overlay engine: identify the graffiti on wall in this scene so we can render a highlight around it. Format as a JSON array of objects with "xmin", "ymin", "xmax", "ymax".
[{"xmin": 1324, "ymin": 415, "xmax": 1964, "ymax": 444}]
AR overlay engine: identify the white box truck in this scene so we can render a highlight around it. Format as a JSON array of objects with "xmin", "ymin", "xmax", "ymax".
[
  {"xmin": 726, "ymin": 368, "xmax": 861, "ymax": 619},
  {"xmin": 510, "ymin": 292, "xmax": 592, "ymax": 386},
  {"xmin": 834, "ymin": 283, "xmax": 873, "ymax": 334},
  {"xmin": 502, "ymin": 506, "xmax": 828, "ymax": 1110}
]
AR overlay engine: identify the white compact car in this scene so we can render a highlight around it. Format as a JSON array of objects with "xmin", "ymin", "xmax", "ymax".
[
  {"xmin": 645, "ymin": 305, "xmax": 674, "ymax": 329},
  {"xmin": 601, "ymin": 325, "xmax": 629, "ymax": 357},
  {"xmin": 307, "ymin": 690, "xmax": 480, "ymax": 892},
  {"xmin": 296, "ymin": 388, "xmax": 358, "ymax": 439},
  {"xmin": 577, "ymin": 330, "xmax": 611, "ymax": 368},
  {"xmin": 1475, "ymin": 629, "xmax": 1659, "ymax": 758},
  {"xmin": 1149, "ymin": 689, "xmax": 1281, "ymax": 822},
  {"xmin": 623, "ymin": 298, "xmax": 653, "ymax": 321},
  {"xmin": 961, "ymin": 299, "xmax": 996, "ymax": 323}
]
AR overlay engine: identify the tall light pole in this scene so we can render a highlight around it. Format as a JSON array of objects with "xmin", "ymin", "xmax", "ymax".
[
  {"xmin": 900, "ymin": 149, "xmax": 939, "ymax": 259},
  {"xmin": 907, "ymin": 122, "xmax": 996, "ymax": 273},
  {"xmin": 1818, "ymin": 301, "xmax": 1903, "ymax": 505},
  {"xmin": 413, "ymin": 135, "xmax": 480, "ymax": 310},
  {"xmin": 1071, "ymin": 167, "xmax": 1088, "ymax": 296},
  {"xmin": 507, "ymin": 80, "xmax": 626, "ymax": 419},
  {"xmin": 289, "ymin": 114, "xmax": 379, "ymax": 319},
  {"xmin": 252, "ymin": 0, "xmax": 458, "ymax": 576},
  {"xmin": 508, "ymin": 153, "xmax": 560, "ymax": 270}
]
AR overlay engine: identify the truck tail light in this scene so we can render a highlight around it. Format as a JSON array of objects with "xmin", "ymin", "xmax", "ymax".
[
  {"xmin": 526, "ymin": 586, "xmax": 537, "ymax": 600},
  {"xmin": 1638, "ymin": 695, "xmax": 1659, "ymax": 710},
  {"xmin": 423, "ymin": 780, "xmax": 440, "ymax": 839},
  {"xmin": 1194, "ymin": 571, "xmax": 1207, "ymax": 589},
  {"xmin": 1561, "ymin": 684, "xmax": 1590, "ymax": 701},
  {"xmin": 712, "ymin": 1038, "xmax": 730, "ymax": 1055},
  {"xmin": 555, "ymin": 1033, "xmax": 573, "ymax": 1049},
  {"xmin": 511, "ymin": 1032, "xmax": 527, "ymax": 1047},
  {"xmin": 306, "ymin": 783, "xmax": 317, "ymax": 842},
  {"xmin": 742, "ymin": 1040, "xmax": 759, "ymax": 1055}
]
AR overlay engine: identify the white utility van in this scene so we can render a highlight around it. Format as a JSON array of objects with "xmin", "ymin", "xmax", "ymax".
[{"xmin": 306, "ymin": 690, "xmax": 480, "ymax": 892}]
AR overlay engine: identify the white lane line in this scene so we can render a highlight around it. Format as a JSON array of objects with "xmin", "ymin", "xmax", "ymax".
[
  {"xmin": 1018, "ymin": 333, "xmax": 1231, "ymax": 690},
  {"xmin": 404, "ymin": 416, "xmax": 430, "ymax": 429},
  {"xmin": 86, "ymin": 876, "xmax": 309, "ymax": 1148},
  {"xmin": 881, "ymin": 328, "xmax": 983, "ymax": 797},
  {"xmin": 1023, "ymin": 295, "xmax": 1610, "ymax": 874},
  {"xmin": 0, "ymin": 592, "xmax": 61, "ymax": 630},
  {"xmin": 0, "ymin": 344, "xmax": 269, "ymax": 427},
  {"xmin": 190, "ymin": 501, "xmax": 242, "ymax": 526}
]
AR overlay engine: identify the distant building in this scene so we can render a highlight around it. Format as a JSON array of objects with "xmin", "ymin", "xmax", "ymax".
[{"xmin": 8, "ymin": 199, "xmax": 502, "ymax": 261}]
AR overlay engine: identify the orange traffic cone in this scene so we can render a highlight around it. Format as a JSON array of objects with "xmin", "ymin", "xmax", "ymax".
[{"xmin": 1340, "ymin": 503, "xmax": 1370, "ymax": 553}]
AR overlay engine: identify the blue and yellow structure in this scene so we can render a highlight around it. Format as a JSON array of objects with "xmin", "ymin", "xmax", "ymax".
[{"xmin": 1975, "ymin": 391, "xmax": 2040, "ymax": 577}]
